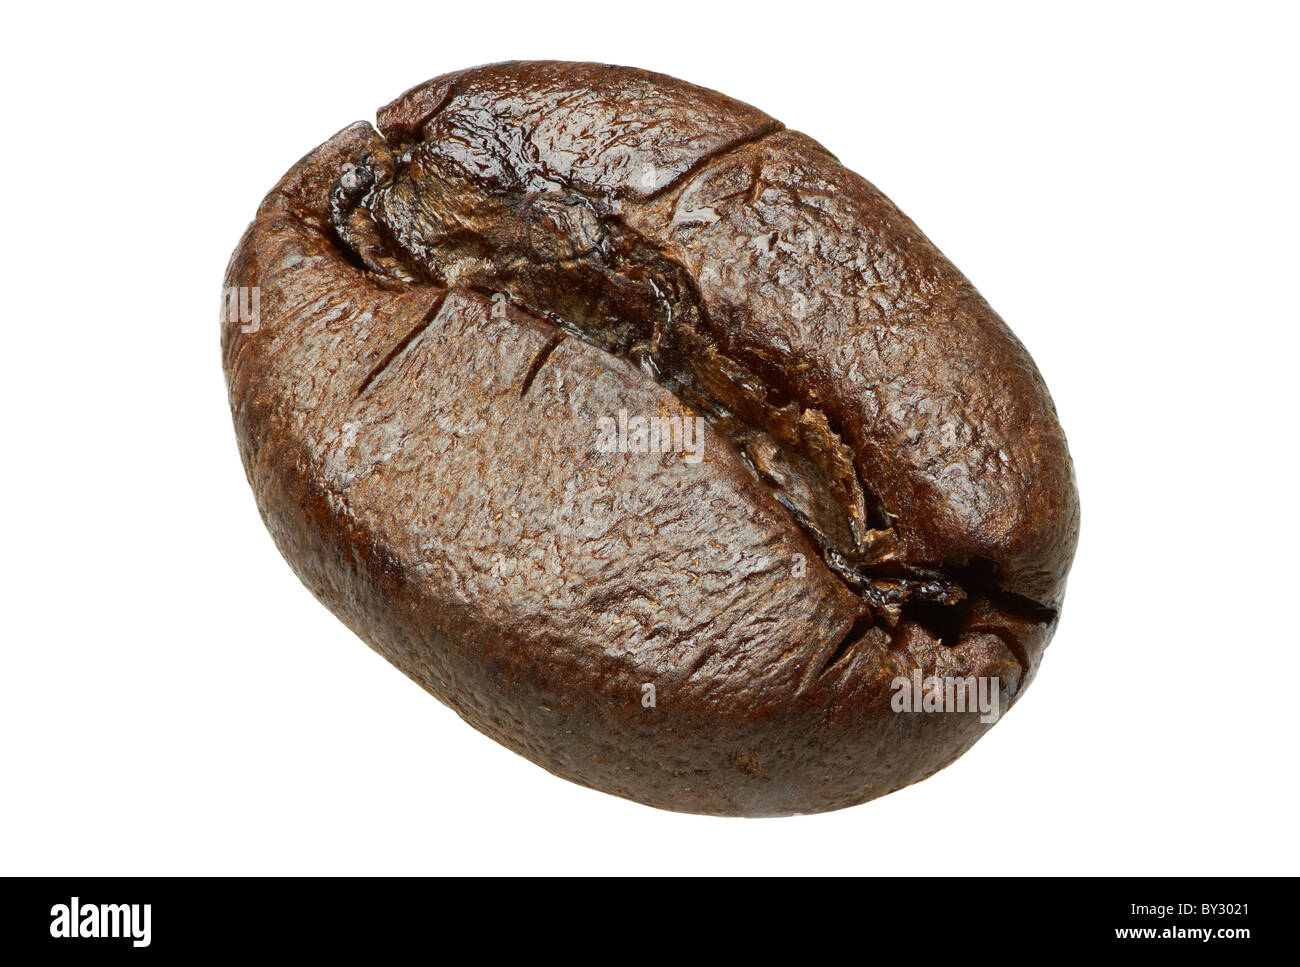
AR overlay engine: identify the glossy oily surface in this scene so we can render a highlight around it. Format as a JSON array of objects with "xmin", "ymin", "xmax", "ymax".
[{"xmin": 223, "ymin": 62, "xmax": 1079, "ymax": 815}]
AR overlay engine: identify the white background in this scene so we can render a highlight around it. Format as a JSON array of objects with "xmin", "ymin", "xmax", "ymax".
[{"xmin": 2, "ymin": 1, "xmax": 1296, "ymax": 875}]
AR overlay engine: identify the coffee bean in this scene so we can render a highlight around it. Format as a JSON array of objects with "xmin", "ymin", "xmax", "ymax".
[{"xmin": 222, "ymin": 62, "xmax": 1079, "ymax": 815}]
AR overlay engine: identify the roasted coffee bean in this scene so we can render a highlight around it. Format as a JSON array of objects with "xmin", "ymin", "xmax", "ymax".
[{"xmin": 222, "ymin": 61, "xmax": 1079, "ymax": 815}]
